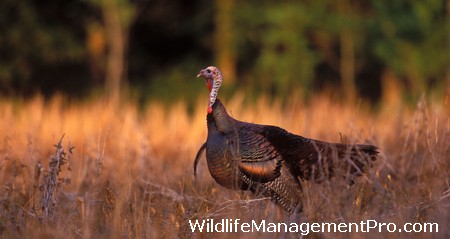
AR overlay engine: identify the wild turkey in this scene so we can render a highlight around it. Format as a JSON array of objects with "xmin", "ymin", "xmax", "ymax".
[{"xmin": 194, "ymin": 66, "xmax": 378, "ymax": 213}]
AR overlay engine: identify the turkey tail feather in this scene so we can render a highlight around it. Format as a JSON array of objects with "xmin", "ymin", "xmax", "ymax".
[
  {"xmin": 194, "ymin": 142, "xmax": 207, "ymax": 176},
  {"xmin": 315, "ymin": 142, "xmax": 379, "ymax": 184}
]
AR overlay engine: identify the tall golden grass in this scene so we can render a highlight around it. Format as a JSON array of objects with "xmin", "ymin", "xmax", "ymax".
[{"xmin": 0, "ymin": 93, "xmax": 448, "ymax": 238}]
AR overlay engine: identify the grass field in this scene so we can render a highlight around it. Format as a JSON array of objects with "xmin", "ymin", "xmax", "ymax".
[{"xmin": 0, "ymin": 93, "xmax": 448, "ymax": 238}]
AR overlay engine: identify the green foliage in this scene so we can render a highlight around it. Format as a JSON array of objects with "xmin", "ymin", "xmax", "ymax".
[
  {"xmin": 235, "ymin": 1, "xmax": 319, "ymax": 97},
  {"xmin": 131, "ymin": 59, "xmax": 206, "ymax": 107},
  {"xmin": 0, "ymin": 0, "xmax": 86, "ymax": 92},
  {"xmin": 0, "ymin": 0, "xmax": 448, "ymax": 102},
  {"xmin": 233, "ymin": 0, "xmax": 448, "ymax": 100},
  {"xmin": 370, "ymin": 0, "xmax": 449, "ymax": 95}
]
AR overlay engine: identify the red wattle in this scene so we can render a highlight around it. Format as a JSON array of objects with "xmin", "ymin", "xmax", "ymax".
[
  {"xmin": 206, "ymin": 79, "xmax": 213, "ymax": 92},
  {"xmin": 207, "ymin": 106, "xmax": 213, "ymax": 114}
]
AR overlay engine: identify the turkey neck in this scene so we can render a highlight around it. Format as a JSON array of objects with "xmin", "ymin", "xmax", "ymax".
[{"xmin": 207, "ymin": 99, "xmax": 237, "ymax": 135}]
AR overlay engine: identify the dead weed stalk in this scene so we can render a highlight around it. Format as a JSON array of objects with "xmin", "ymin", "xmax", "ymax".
[{"xmin": 32, "ymin": 134, "xmax": 74, "ymax": 223}]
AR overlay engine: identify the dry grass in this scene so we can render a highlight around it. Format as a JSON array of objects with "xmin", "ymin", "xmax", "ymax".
[{"xmin": 0, "ymin": 93, "xmax": 448, "ymax": 238}]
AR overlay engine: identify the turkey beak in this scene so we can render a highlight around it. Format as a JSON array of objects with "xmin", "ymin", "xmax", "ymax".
[{"xmin": 197, "ymin": 70, "xmax": 205, "ymax": 78}]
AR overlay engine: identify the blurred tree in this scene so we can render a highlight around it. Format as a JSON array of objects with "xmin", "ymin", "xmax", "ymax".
[
  {"xmin": 447, "ymin": 0, "xmax": 450, "ymax": 95},
  {"xmin": 87, "ymin": 0, "xmax": 135, "ymax": 104},
  {"xmin": 370, "ymin": 0, "xmax": 449, "ymax": 99},
  {"xmin": 0, "ymin": 0, "xmax": 447, "ymax": 103},
  {"xmin": 214, "ymin": 0, "xmax": 236, "ymax": 85},
  {"xmin": 234, "ymin": 0, "xmax": 448, "ymax": 102},
  {"xmin": 336, "ymin": 0, "xmax": 358, "ymax": 102},
  {"xmin": 307, "ymin": 0, "xmax": 369, "ymax": 102},
  {"xmin": 234, "ymin": 0, "xmax": 370, "ymax": 101},
  {"xmin": 235, "ymin": 1, "xmax": 318, "ymax": 97},
  {"xmin": 86, "ymin": 22, "xmax": 106, "ymax": 86}
]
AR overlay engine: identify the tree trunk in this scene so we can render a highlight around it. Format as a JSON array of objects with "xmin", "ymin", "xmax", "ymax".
[
  {"xmin": 337, "ymin": 0, "xmax": 357, "ymax": 103},
  {"xmin": 214, "ymin": 0, "xmax": 236, "ymax": 85},
  {"xmin": 446, "ymin": 0, "xmax": 450, "ymax": 99},
  {"xmin": 381, "ymin": 69, "xmax": 402, "ymax": 112},
  {"xmin": 86, "ymin": 23, "xmax": 106, "ymax": 85},
  {"xmin": 103, "ymin": 0, "xmax": 125, "ymax": 105},
  {"xmin": 340, "ymin": 29, "xmax": 356, "ymax": 103}
]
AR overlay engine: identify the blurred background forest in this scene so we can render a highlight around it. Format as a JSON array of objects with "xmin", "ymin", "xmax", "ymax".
[{"xmin": 0, "ymin": 0, "xmax": 449, "ymax": 105}]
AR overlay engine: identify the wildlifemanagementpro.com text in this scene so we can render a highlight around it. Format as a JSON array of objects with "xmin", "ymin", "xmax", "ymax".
[{"xmin": 189, "ymin": 219, "xmax": 439, "ymax": 235}]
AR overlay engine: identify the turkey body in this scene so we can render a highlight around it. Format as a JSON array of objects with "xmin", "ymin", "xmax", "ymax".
[{"xmin": 195, "ymin": 99, "xmax": 378, "ymax": 213}]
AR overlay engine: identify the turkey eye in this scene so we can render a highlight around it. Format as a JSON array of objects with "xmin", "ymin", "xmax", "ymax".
[{"xmin": 206, "ymin": 69, "xmax": 211, "ymax": 74}]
